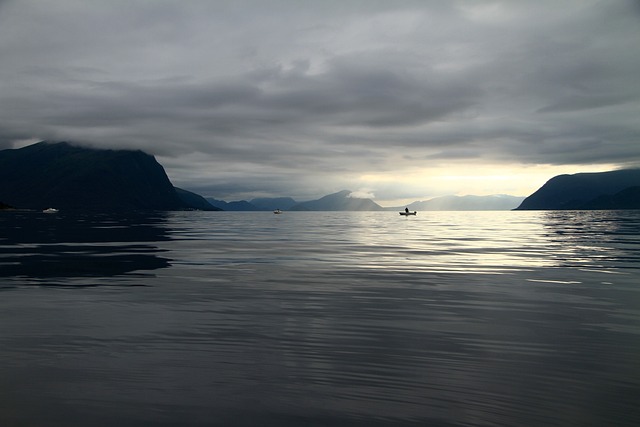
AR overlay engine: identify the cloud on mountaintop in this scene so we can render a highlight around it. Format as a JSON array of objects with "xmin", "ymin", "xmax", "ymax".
[{"xmin": 0, "ymin": 0, "xmax": 639, "ymax": 199}]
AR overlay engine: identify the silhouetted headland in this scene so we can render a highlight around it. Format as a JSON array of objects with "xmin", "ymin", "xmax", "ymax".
[
  {"xmin": 515, "ymin": 169, "xmax": 640, "ymax": 210},
  {"xmin": 0, "ymin": 141, "xmax": 219, "ymax": 211}
]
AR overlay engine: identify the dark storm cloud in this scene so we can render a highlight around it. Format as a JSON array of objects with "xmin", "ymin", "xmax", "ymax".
[
  {"xmin": 1, "ymin": 0, "xmax": 639, "ymax": 199},
  {"xmin": 251, "ymin": 55, "xmax": 483, "ymax": 128}
]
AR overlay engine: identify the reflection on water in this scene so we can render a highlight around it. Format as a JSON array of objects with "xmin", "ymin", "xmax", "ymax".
[
  {"xmin": 1, "ymin": 210, "xmax": 639, "ymax": 426},
  {"xmin": 541, "ymin": 210, "xmax": 640, "ymax": 275},
  {"xmin": 0, "ymin": 211, "xmax": 170, "ymax": 285}
]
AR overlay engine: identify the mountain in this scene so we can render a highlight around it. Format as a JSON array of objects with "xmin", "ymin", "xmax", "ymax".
[
  {"xmin": 175, "ymin": 188, "xmax": 221, "ymax": 211},
  {"xmin": 580, "ymin": 186, "xmax": 640, "ymax": 210},
  {"xmin": 515, "ymin": 169, "xmax": 640, "ymax": 210},
  {"xmin": 205, "ymin": 198, "xmax": 259, "ymax": 211},
  {"xmin": 289, "ymin": 190, "xmax": 383, "ymax": 211},
  {"xmin": 250, "ymin": 197, "xmax": 298, "ymax": 211},
  {"xmin": 204, "ymin": 197, "xmax": 297, "ymax": 211},
  {"xmin": 0, "ymin": 141, "xmax": 214, "ymax": 211},
  {"xmin": 402, "ymin": 195, "xmax": 525, "ymax": 211}
]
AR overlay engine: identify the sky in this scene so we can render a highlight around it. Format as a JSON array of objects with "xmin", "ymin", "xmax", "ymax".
[{"xmin": 1, "ymin": 0, "xmax": 639, "ymax": 205}]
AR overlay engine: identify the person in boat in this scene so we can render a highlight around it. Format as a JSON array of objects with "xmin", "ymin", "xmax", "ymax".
[{"xmin": 405, "ymin": 207, "xmax": 409, "ymax": 213}]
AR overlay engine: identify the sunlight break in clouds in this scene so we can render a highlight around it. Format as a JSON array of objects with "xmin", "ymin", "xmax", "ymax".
[{"xmin": 1, "ymin": 0, "xmax": 639, "ymax": 202}]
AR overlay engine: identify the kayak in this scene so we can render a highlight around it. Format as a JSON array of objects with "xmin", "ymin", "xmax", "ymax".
[{"xmin": 399, "ymin": 211, "xmax": 417, "ymax": 216}]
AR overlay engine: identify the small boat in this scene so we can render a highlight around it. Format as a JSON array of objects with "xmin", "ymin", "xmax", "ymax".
[
  {"xmin": 399, "ymin": 211, "xmax": 417, "ymax": 216},
  {"xmin": 43, "ymin": 208, "xmax": 59, "ymax": 213},
  {"xmin": 273, "ymin": 209, "xmax": 283, "ymax": 214}
]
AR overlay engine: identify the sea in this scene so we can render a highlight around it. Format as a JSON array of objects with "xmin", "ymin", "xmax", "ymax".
[{"xmin": 1, "ymin": 210, "xmax": 639, "ymax": 427}]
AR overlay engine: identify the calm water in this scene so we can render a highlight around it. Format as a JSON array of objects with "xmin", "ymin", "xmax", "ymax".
[{"xmin": 1, "ymin": 210, "xmax": 639, "ymax": 426}]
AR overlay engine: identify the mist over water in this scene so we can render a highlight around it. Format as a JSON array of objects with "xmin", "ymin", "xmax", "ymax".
[{"xmin": 1, "ymin": 210, "xmax": 639, "ymax": 426}]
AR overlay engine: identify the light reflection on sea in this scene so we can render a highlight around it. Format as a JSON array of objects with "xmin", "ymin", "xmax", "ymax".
[{"xmin": 0, "ymin": 210, "xmax": 639, "ymax": 426}]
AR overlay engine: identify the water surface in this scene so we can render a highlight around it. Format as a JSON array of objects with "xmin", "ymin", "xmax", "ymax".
[{"xmin": 1, "ymin": 210, "xmax": 639, "ymax": 426}]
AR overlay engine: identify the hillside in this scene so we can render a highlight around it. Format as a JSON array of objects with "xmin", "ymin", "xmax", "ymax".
[
  {"xmin": 580, "ymin": 186, "xmax": 640, "ymax": 209},
  {"xmin": 404, "ymin": 195, "xmax": 525, "ymax": 211},
  {"xmin": 289, "ymin": 190, "xmax": 383, "ymax": 211},
  {"xmin": 0, "ymin": 141, "xmax": 214, "ymax": 211},
  {"xmin": 250, "ymin": 197, "xmax": 298, "ymax": 211},
  {"xmin": 515, "ymin": 169, "xmax": 640, "ymax": 210},
  {"xmin": 175, "ymin": 188, "xmax": 221, "ymax": 211},
  {"xmin": 206, "ymin": 198, "xmax": 259, "ymax": 211}
]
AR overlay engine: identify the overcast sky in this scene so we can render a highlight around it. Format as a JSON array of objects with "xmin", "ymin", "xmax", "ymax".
[{"xmin": 1, "ymin": 0, "xmax": 639, "ymax": 204}]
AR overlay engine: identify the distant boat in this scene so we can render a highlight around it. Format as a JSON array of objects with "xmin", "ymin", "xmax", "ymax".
[
  {"xmin": 399, "ymin": 211, "xmax": 417, "ymax": 216},
  {"xmin": 43, "ymin": 208, "xmax": 59, "ymax": 213},
  {"xmin": 273, "ymin": 209, "xmax": 283, "ymax": 214}
]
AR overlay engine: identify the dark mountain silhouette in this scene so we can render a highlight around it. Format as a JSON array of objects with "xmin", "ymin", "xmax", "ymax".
[
  {"xmin": 250, "ymin": 197, "xmax": 298, "ymax": 211},
  {"xmin": 400, "ymin": 194, "xmax": 525, "ymax": 211},
  {"xmin": 208, "ymin": 192, "xmax": 524, "ymax": 212},
  {"xmin": 0, "ymin": 141, "xmax": 214, "ymax": 211},
  {"xmin": 290, "ymin": 190, "xmax": 383, "ymax": 211},
  {"xmin": 580, "ymin": 186, "xmax": 640, "ymax": 210},
  {"xmin": 205, "ymin": 198, "xmax": 259, "ymax": 211},
  {"xmin": 175, "ymin": 188, "xmax": 221, "ymax": 211},
  {"xmin": 515, "ymin": 169, "xmax": 640, "ymax": 210},
  {"xmin": 204, "ymin": 196, "xmax": 298, "ymax": 211}
]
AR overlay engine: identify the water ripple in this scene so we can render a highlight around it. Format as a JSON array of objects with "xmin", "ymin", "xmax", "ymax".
[{"xmin": 1, "ymin": 211, "xmax": 639, "ymax": 426}]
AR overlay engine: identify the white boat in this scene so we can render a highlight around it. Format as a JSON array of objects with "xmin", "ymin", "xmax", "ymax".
[
  {"xmin": 399, "ymin": 211, "xmax": 417, "ymax": 216},
  {"xmin": 43, "ymin": 208, "xmax": 59, "ymax": 213},
  {"xmin": 273, "ymin": 209, "xmax": 283, "ymax": 214}
]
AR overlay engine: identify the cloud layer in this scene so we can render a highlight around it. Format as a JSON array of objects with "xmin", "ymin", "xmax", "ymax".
[{"xmin": 1, "ymin": 0, "xmax": 639, "ymax": 201}]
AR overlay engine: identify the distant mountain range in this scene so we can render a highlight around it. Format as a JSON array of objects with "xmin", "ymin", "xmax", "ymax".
[
  {"xmin": 515, "ymin": 169, "xmax": 640, "ymax": 210},
  {"xmin": 3, "ymin": 141, "xmax": 637, "ymax": 212},
  {"xmin": 175, "ymin": 188, "xmax": 220, "ymax": 211},
  {"xmin": 205, "ymin": 191, "xmax": 524, "ymax": 211},
  {"xmin": 250, "ymin": 197, "xmax": 298, "ymax": 211},
  {"xmin": 206, "ymin": 197, "xmax": 298, "ymax": 211},
  {"xmin": 207, "ymin": 191, "xmax": 383, "ymax": 211},
  {"xmin": 402, "ymin": 195, "xmax": 525, "ymax": 211},
  {"xmin": 206, "ymin": 198, "xmax": 260, "ymax": 211},
  {"xmin": 0, "ymin": 141, "xmax": 219, "ymax": 211},
  {"xmin": 289, "ymin": 190, "xmax": 384, "ymax": 211}
]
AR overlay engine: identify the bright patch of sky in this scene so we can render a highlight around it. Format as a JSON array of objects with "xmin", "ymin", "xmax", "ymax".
[{"xmin": 1, "ymin": 0, "xmax": 639, "ymax": 203}]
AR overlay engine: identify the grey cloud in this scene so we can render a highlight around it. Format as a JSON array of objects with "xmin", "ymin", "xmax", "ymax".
[
  {"xmin": 253, "ymin": 55, "xmax": 483, "ymax": 128},
  {"xmin": 1, "ymin": 0, "xmax": 639, "ymax": 201},
  {"xmin": 537, "ymin": 95, "xmax": 635, "ymax": 113}
]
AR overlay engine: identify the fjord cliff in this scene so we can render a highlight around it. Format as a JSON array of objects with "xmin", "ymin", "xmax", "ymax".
[
  {"xmin": 0, "ymin": 141, "xmax": 215, "ymax": 211},
  {"xmin": 515, "ymin": 169, "xmax": 640, "ymax": 210}
]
